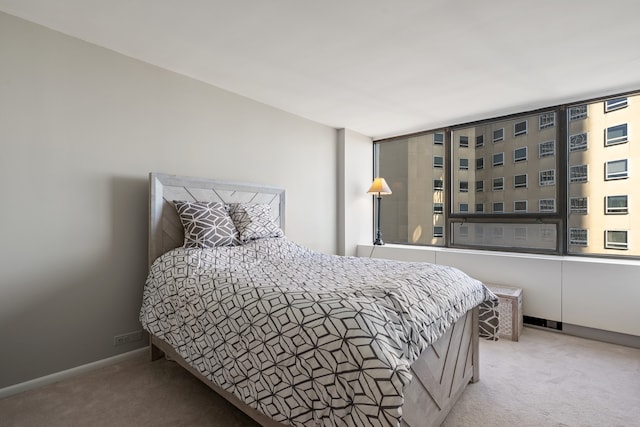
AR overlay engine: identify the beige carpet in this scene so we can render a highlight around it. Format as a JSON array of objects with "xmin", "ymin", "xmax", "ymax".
[{"xmin": 1, "ymin": 327, "xmax": 639, "ymax": 427}]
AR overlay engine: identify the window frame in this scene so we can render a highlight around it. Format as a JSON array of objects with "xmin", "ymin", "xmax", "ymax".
[
  {"xmin": 514, "ymin": 147, "xmax": 528, "ymax": 163},
  {"xmin": 493, "ymin": 128, "xmax": 504, "ymax": 143},
  {"xmin": 492, "ymin": 152, "xmax": 504, "ymax": 167},
  {"xmin": 605, "ymin": 159, "xmax": 628, "ymax": 180},
  {"xmin": 605, "ymin": 195, "xmax": 628, "ymax": 214},
  {"xmin": 514, "ymin": 120, "xmax": 528, "ymax": 136},
  {"xmin": 605, "ymin": 123, "xmax": 628, "ymax": 146},
  {"xmin": 605, "ymin": 230, "xmax": 629, "ymax": 250},
  {"xmin": 492, "ymin": 177, "xmax": 504, "ymax": 191},
  {"xmin": 514, "ymin": 174, "xmax": 528, "ymax": 189},
  {"xmin": 605, "ymin": 97, "xmax": 628, "ymax": 112},
  {"xmin": 433, "ymin": 155, "xmax": 444, "ymax": 168},
  {"xmin": 539, "ymin": 140, "xmax": 556, "ymax": 158}
]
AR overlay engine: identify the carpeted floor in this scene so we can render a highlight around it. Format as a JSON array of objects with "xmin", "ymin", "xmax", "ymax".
[{"xmin": 1, "ymin": 327, "xmax": 639, "ymax": 427}]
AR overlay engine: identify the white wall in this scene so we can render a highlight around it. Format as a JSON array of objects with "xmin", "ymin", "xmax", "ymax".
[
  {"xmin": 0, "ymin": 12, "xmax": 342, "ymax": 388},
  {"xmin": 357, "ymin": 244, "xmax": 640, "ymax": 338}
]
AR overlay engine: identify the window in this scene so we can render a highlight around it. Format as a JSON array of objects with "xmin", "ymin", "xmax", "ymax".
[
  {"xmin": 514, "ymin": 147, "xmax": 527, "ymax": 162},
  {"xmin": 570, "ymin": 165, "xmax": 588, "ymax": 183},
  {"xmin": 433, "ymin": 203, "xmax": 444, "ymax": 214},
  {"xmin": 434, "ymin": 132, "xmax": 444, "ymax": 145},
  {"xmin": 605, "ymin": 230, "xmax": 628, "ymax": 250},
  {"xmin": 476, "ymin": 157, "xmax": 484, "ymax": 170},
  {"xmin": 493, "ymin": 227, "xmax": 504, "ymax": 239},
  {"xmin": 606, "ymin": 195, "xmax": 628, "ymax": 214},
  {"xmin": 539, "ymin": 140, "xmax": 555, "ymax": 157},
  {"xmin": 515, "ymin": 227, "xmax": 528, "ymax": 240},
  {"xmin": 475, "ymin": 180, "xmax": 484, "ymax": 192},
  {"xmin": 459, "ymin": 181, "xmax": 469, "ymax": 193},
  {"xmin": 492, "ymin": 152, "xmax": 504, "ymax": 166},
  {"xmin": 539, "ymin": 198, "xmax": 556, "ymax": 212},
  {"xmin": 493, "ymin": 128, "xmax": 504, "ymax": 143},
  {"xmin": 433, "ymin": 155, "xmax": 444, "ymax": 168},
  {"xmin": 569, "ymin": 105, "xmax": 587, "ymax": 120},
  {"xmin": 514, "ymin": 200, "xmax": 528, "ymax": 212},
  {"xmin": 606, "ymin": 124, "xmax": 628, "ymax": 146},
  {"xmin": 569, "ymin": 228, "xmax": 588, "ymax": 246},
  {"xmin": 514, "ymin": 174, "xmax": 528, "ymax": 188},
  {"xmin": 475, "ymin": 203, "xmax": 484, "ymax": 212},
  {"xmin": 605, "ymin": 97, "xmax": 628, "ymax": 112},
  {"xmin": 605, "ymin": 159, "xmax": 628, "ymax": 180},
  {"xmin": 433, "ymin": 226, "xmax": 444, "ymax": 238},
  {"xmin": 459, "ymin": 203, "xmax": 469, "ymax": 212},
  {"xmin": 539, "ymin": 169, "xmax": 556, "ymax": 186},
  {"xmin": 433, "ymin": 179, "xmax": 444, "ymax": 191},
  {"xmin": 459, "ymin": 136, "xmax": 469, "ymax": 147},
  {"xmin": 569, "ymin": 133, "xmax": 588, "ymax": 151},
  {"xmin": 476, "ymin": 135, "xmax": 484, "ymax": 148},
  {"xmin": 492, "ymin": 177, "xmax": 504, "ymax": 191},
  {"xmin": 570, "ymin": 197, "xmax": 588, "ymax": 214},
  {"xmin": 539, "ymin": 112, "xmax": 555, "ymax": 129},
  {"xmin": 514, "ymin": 120, "xmax": 528, "ymax": 136},
  {"xmin": 492, "ymin": 202, "xmax": 504, "ymax": 213},
  {"xmin": 459, "ymin": 158, "xmax": 469, "ymax": 170}
]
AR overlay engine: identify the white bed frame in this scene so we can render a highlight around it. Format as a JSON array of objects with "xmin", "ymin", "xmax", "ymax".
[{"xmin": 146, "ymin": 172, "xmax": 479, "ymax": 427}]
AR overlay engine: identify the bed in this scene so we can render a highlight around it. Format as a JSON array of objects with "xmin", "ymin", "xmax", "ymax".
[{"xmin": 140, "ymin": 172, "xmax": 497, "ymax": 427}]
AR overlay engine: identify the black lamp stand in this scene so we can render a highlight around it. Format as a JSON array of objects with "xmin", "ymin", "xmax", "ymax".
[{"xmin": 373, "ymin": 193, "xmax": 384, "ymax": 245}]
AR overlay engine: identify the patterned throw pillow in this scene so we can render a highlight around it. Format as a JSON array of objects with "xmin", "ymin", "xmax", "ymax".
[
  {"xmin": 228, "ymin": 203, "xmax": 284, "ymax": 242},
  {"xmin": 173, "ymin": 201, "xmax": 239, "ymax": 248}
]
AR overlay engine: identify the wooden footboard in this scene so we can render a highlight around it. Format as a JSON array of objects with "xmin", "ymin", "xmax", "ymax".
[
  {"xmin": 149, "ymin": 306, "xmax": 478, "ymax": 427},
  {"xmin": 401, "ymin": 306, "xmax": 478, "ymax": 427}
]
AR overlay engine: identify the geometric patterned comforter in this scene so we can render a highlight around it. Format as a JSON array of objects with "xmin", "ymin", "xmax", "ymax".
[{"xmin": 139, "ymin": 237, "xmax": 495, "ymax": 427}]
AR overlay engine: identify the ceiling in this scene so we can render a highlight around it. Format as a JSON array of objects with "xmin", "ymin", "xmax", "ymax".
[{"xmin": 2, "ymin": 0, "xmax": 640, "ymax": 139}]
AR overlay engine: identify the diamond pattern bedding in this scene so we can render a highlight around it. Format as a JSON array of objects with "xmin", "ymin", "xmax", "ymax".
[{"xmin": 140, "ymin": 237, "xmax": 495, "ymax": 426}]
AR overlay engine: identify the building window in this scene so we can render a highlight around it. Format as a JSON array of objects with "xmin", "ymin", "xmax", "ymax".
[
  {"xmin": 605, "ymin": 124, "xmax": 628, "ymax": 146},
  {"xmin": 570, "ymin": 197, "xmax": 588, "ymax": 214},
  {"xmin": 476, "ymin": 135, "xmax": 484, "ymax": 148},
  {"xmin": 539, "ymin": 169, "xmax": 556, "ymax": 186},
  {"xmin": 433, "ymin": 179, "xmax": 444, "ymax": 191},
  {"xmin": 514, "ymin": 200, "xmax": 528, "ymax": 212},
  {"xmin": 605, "ymin": 97, "xmax": 628, "ymax": 112},
  {"xmin": 539, "ymin": 112, "xmax": 555, "ymax": 129},
  {"xmin": 605, "ymin": 230, "xmax": 628, "ymax": 250},
  {"xmin": 514, "ymin": 147, "xmax": 527, "ymax": 162},
  {"xmin": 605, "ymin": 159, "xmax": 628, "ymax": 180},
  {"xmin": 605, "ymin": 195, "xmax": 628, "ymax": 214},
  {"xmin": 492, "ymin": 177, "xmax": 504, "ymax": 191},
  {"xmin": 492, "ymin": 152, "xmax": 504, "ymax": 166},
  {"xmin": 433, "ymin": 226, "xmax": 444, "ymax": 238},
  {"xmin": 493, "ymin": 128, "xmax": 504, "ymax": 143},
  {"xmin": 514, "ymin": 174, "xmax": 528, "ymax": 188},
  {"xmin": 434, "ymin": 132, "xmax": 444, "ymax": 145},
  {"xmin": 433, "ymin": 155, "xmax": 444, "ymax": 168},
  {"xmin": 514, "ymin": 120, "xmax": 528, "ymax": 136},
  {"xmin": 570, "ymin": 165, "xmax": 588, "ymax": 183},
  {"xmin": 475, "ymin": 203, "xmax": 484, "ymax": 212},
  {"xmin": 459, "ymin": 203, "xmax": 469, "ymax": 212},
  {"xmin": 433, "ymin": 203, "xmax": 444, "ymax": 214},
  {"xmin": 475, "ymin": 180, "xmax": 484, "ymax": 192},
  {"xmin": 493, "ymin": 227, "xmax": 504, "ymax": 240},
  {"xmin": 515, "ymin": 227, "xmax": 528, "ymax": 240},
  {"xmin": 569, "ymin": 132, "xmax": 588, "ymax": 151},
  {"xmin": 459, "ymin": 136, "xmax": 469, "ymax": 147},
  {"xmin": 459, "ymin": 158, "xmax": 469, "ymax": 170},
  {"xmin": 569, "ymin": 105, "xmax": 587, "ymax": 121},
  {"xmin": 476, "ymin": 157, "xmax": 484, "ymax": 170},
  {"xmin": 539, "ymin": 140, "xmax": 555, "ymax": 158},
  {"xmin": 539, "ymin": 198, "xmax": 556, "ymax": 212},
  {"xmin": 569, "ymin": 228, "xmax": 588, "ymax": 246},
  {"xmin": 492, "ymin": 202, "xmax": 504, "ymax": 213},
  {"xmin": 459, "ymin": 181, "xmax": 469, "ymax": 193}
]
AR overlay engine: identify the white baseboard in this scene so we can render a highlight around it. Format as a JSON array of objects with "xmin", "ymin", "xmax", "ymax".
[{"xmin": 0, "ymin": 347, "xmax": 148, "ymax": 400}]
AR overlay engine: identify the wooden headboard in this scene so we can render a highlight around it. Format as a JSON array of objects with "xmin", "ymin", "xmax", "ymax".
[{"xmin": 148, "ymin": 172, "xmax": 286, "ymax": 266}]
